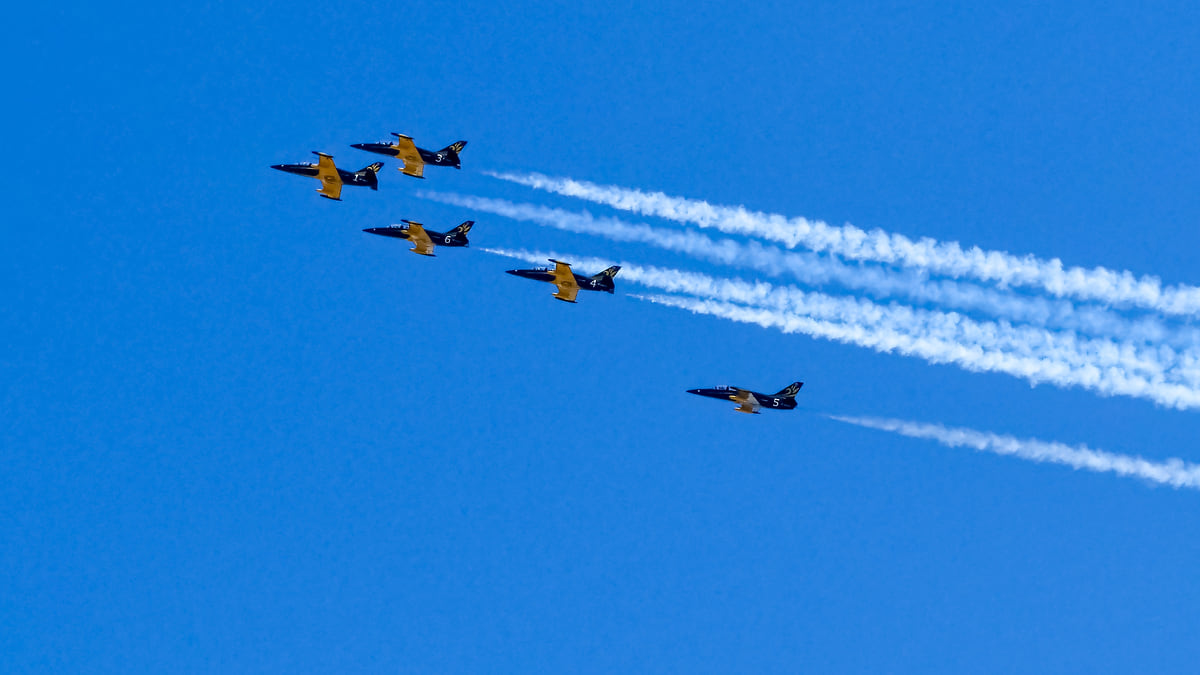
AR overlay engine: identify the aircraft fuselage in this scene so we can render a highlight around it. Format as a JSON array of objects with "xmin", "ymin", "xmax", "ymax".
[
  {"xmin": 351, "ymin": 142, "xmax": 462, "ymax": 169},
  {"xmin": 504, "ymin": 269, "xmax": 615, "ymax": 293},
  {"xmin": 363, "ymin": 226, "xmax": 468, "ymax": 247},
  {"xmin": 270, "ymin": 162, "xmax": 378, "ymax": 187},
  {"xmin": 687, "ymin": 386, "xmax": 798, "ymax": 410}
]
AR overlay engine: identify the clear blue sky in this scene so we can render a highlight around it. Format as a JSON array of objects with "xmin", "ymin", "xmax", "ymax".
[{"xmin": 6, "ymin": 2, "xmax": 1200, "ymax": 672}]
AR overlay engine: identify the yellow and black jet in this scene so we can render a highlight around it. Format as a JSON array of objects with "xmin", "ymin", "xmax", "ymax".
[
  {"xmin": 505, "ymin": 259, "xmax": 620, "ymax": 303},
  {"xmin": 687, "ymin": 382, "xmax": 803, "ymax": 414},
  {"xmin": 351, "ymin": 134, "xmax": 466, "ymax": 179},
  {"xmin": 270, "ymin": 152, "xmax": 383, "ymax": 200},
  {"xmin": 362, "ymin": 220, "xmax": 474, "ymax": 257}
]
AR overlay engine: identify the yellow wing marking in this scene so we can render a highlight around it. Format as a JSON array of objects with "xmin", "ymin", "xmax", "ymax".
[
  {"xmin": 731, "ymin": 389, "xmax": 760, "ymax": 414},
  {"xmin": 405, "ymin": 222, "xmax": 435, "ymax": 256},
  {"xmin": 392, "ymin": 134, "xmax": 425, "ymax": 178},
  {"xmin": 314, "ymin": 153, "xmax": 343, "ymax": 200},
  {"xmin": 553, "ymin": 285, "xmax": 580, "ymax": 303},
  {"xmin": 551, "ymin": 260, "xmax": 579, "ymax": 302}
]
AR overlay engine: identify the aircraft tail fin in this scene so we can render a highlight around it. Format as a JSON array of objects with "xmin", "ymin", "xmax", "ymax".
[
  {"xmin": 359, "ymin": 162, "xmax": 383, "ymax": 190},
  {"xmin": 772, "ymin": 382, "xmax": 803, "ymax": 399},
  {"xmin": 592, "ymin": 265, "xmax": 621, "ymax": 280},
  {"xmin": 447, "ymin": 220, "xmax": 474, "ymax": 245},
  {"xmin": 590, "ymin": 265, "xmax": 620, "ymax": 293},
  {"xmin": 440, "ymin": 141, "xmax": 467, "ymax": 168}
]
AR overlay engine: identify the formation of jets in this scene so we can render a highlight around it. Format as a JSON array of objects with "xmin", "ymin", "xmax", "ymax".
[
  {"xmin": 272, "ymin": 132, "xmax": 801, "ymax": 415},
  {"xmin": 272, "ymin": 134, "xmax": 465, "ymax": 198}
]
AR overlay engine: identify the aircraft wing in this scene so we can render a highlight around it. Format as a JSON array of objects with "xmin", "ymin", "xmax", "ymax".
[
  {"xmin": 314, "ymin": 153, "xmax": 343, "ymax": 200},
  {"xmin": 551, "ymin": 260, "xmax": 579, "ymax": 302},
  {"xmin": 392, "ymin": 134, "xmax": 425, "ymax": 178},
  {"xmin": 731, "ymin": 389, "xmax": 761, "ymax": 414},
  {"xmin": 553, "ymin": 285, "xmax": 580, "ymax": 303},
  {"xmin": 405, "ymin": 222, "xmax": 435, "ymax": 256}
]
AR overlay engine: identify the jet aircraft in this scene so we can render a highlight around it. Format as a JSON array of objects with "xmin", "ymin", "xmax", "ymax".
[
  {"xmin": 687, "ymin": 382, "xmax": 803, "ymax": 414},
  {"xmin": 351, "ymin": 134, "xmax": 467, "ymax": 179},
  {"xmin": 270, "ymin": 152, "xmax": 382, "ymax": 200},
  {"xmin": 505, "ymin": 259, "xmax": 620, "ymax": 303},
  {"xmin": 362, "ymin": 220, "xmax": 474, "ymax": 257}
]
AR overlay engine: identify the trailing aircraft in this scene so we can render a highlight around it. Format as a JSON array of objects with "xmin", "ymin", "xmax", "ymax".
[
  {"xmin": 351, "ymin": 134, "xmax": 467, "ymax": 179},
  {"xmin": 687, "ymin": 382, "xmax": 803, "ymax": 414},
  {"xmin": 362, "ymin": 220, "xmax": 474, "ymax": 257},
  {"xmin": 270, "ymin": 152, "xmax": 382, "ymax": 200},
  {"xmin": 504, "ymin": 259, "xmax": 620, "ymax": 303}
]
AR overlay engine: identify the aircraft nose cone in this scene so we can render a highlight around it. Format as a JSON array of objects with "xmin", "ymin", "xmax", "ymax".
[
  {"xmin": 363, "ymin": 227, "xmax": 386, "ymax": 236},
  {"xmin": 269, "ymin": 164, "xmax": 284, "ymax": 171},
  {"xmin": 350, "ymin": 143, "xmax": 366, "ymax": 150},
  {"xmin": 686, "ymin": 389, "xmax": 701, "ymax": 395}
]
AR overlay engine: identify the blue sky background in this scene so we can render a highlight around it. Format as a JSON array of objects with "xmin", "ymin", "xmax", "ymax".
[{"xmin": 6, "ymin": 2, "xmax": 1200, "ymax": 672}]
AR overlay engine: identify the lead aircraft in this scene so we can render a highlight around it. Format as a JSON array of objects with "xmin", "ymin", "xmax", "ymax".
[
  {"xmin": 270, "ymin": 152, "xmax": 382, "ymax": 200},
  {"xmin": 687, "ymin": 382, "xmax": 803, "ymax": 414},
  {"xmin": 362, "ymin": 220, "xmax": 473, "ymax": 256},
  {"xmin": 505, "ymin": 259, "xmax": 620, "ymax": 303},
  {"xmin": 351, "ymin": 134, "xmax": 466, "ymax": 179}
]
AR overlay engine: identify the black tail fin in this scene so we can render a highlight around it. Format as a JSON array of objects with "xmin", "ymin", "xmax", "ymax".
[
  {"xmin": 592, "ymin": 265, "xmax": 621, "ymax": 280},
  {"xmin": 773, "ymin": 382, "xmax": 803, "ymax": 399},
  {"xmin": 589, "ymin": 265, "xmax": 620, "ymax": 293},
  {"xmin": 449, "ymin": 220, "xmax": 474, "ymax": 244},
  {"xmin": 440, "ymin": 141, "xmax": 467, "ymax": 169},
  {"xmin": 358, "ymin": 162, "xmax": 383, "ymax": 190}
]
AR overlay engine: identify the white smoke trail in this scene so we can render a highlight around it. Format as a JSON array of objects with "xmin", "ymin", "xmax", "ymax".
[
  {"xmin": 486, "ymin": 247, "xmax": 1200, "ymax": 390},
  {"xmin": 636, "ymin": 293, "xmax": 1200, "ymax": 409},
  {"xmin": 483, "ymin": 248, "xmax": 1200, "ymax": 407},
  {"xmin": 643, "ymin": 291, "xmax": 1200, "ymax": 408},
  {"xmin": 488, "ymin": 171, "xmax": 1200, "ymax": 317},
  {"xmin": 826, "ymin": 414, "xmax": 1200, "ymax": 490},
  {"xmin": 425, "ymin": 190, "xmax": 1200, "ymax": 350}
]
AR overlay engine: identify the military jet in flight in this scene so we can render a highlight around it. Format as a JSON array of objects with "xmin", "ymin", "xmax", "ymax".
[
  {"xmin": 362, "ymin": 219, "xmax": 474, "ymax": 257},
  {"xmin": 351, "ymin": 134, "xmax": 466, "ymax": 179},
  {"xmin": 505, "ymin": 259, "xmax": 620, "ymax": 303},
  {"xmin": 687, "ymin": 382, "xmax": 803, "ymax": 414},
  {"xmin": 270, "ymin": 152, "xmax": 382, "ymax": 200}
]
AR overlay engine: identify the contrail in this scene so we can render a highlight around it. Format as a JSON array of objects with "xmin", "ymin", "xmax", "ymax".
[
  {"xmin": 484, "ymin": 248, "xmax": 1200, "ymax": 390},
  {"xmin": 633, "ymin": 293, "xmax": 1200, "ymax": 410},
  {"xmin": 488, "ymin": 171, "xmax": 1200, "ymax": 317},
  {"xmin": 483, "ymin": 248, "xmax": 1200, "ymax": 407},
  {"xmin": 826, "ymin": 414, "xmax": 1200, "ymax": 490},
  {"xmin": 425, "ymin": 190, "xmax": 1200, "ymax": 350}
]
